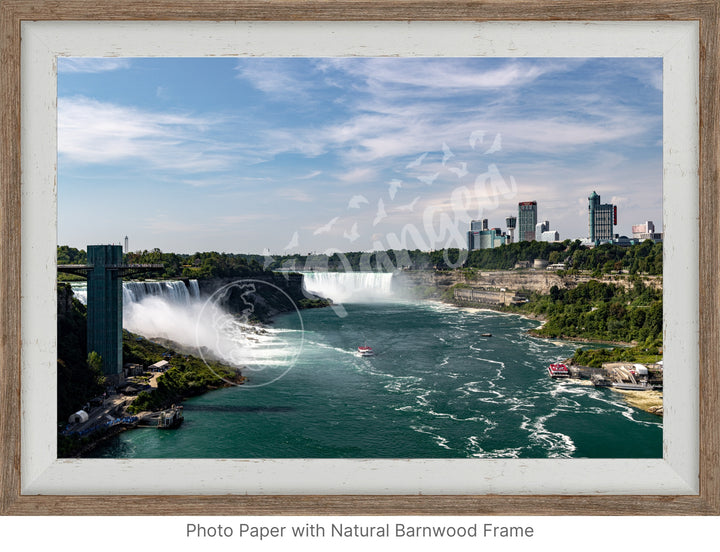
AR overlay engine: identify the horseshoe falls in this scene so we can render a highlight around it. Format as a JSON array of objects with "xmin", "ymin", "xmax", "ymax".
[
  {"xmin": 83, "ymin": 273, "xmax": 663, "ymax": 459},
  {"xmin": 302, "ymin": 271, "xmax": 395, "ymax": 302}
]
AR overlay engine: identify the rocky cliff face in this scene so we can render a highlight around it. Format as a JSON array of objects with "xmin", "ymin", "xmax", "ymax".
[
  {"xmin": 197, "ymin": 273, "xmax": 317, "ymax": 322},
  {"xmin": 394, "ymin": 269, "xmax": 661, "ymax": 297}
]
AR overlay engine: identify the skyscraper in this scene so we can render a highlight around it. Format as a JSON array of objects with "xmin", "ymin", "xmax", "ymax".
[
  {"xmin": 588, "ymin": 191, "xmax": 616, "ymax": 243},
  {"xmin": 535, "ymin": 220, "xmax": 550, "ymax": 241},
  {"xmin": 467, "ymin": 220, "xmax": 506, "ymax": 251},
  {"xmin": 505, "ymin": 215, "xmax": 517, "ymax": 243},
  {"xmin": 518, "ymin": 201, "xmax": 537, "ymax": 242}
]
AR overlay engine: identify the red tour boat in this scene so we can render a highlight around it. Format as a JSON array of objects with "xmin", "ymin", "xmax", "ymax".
[
  {"xmin": 548, "ymin": 363, "xmax": 570, "ymax": 378},
  {"xmin": 357, "ymin": 345, "xmax": 375, "ymax": 357}
]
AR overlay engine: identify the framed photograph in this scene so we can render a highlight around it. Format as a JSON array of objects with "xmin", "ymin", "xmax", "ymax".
[{"xmin": 1, "ymin": 1, "xmax": 718, "ymax": 515}]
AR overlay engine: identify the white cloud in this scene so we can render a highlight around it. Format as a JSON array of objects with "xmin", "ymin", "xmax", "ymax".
[
  {"xmin": 276, "ymin": 188, "xmax": 314, "ymax": 202},
  {"xmin": 338, "ymin": 167, "xmax": 378, "ymax": 184},
  {"xmin": 235, "ymin": 59, "xmax": 319, "ymax": 97},
  {"xmin": 296, "ymin": 170, "xmax": 322, "ymax": 180},
  {"xmin": 58, "ymin": 58, "xmax": 131, "ymax": 73},
  {"xmin": 320, "ymin": 58, "xmax": 570, "ymax": 94},
  {"xmin": 58, "ymin": 97, "xmax": 235, "ymax": 173}
]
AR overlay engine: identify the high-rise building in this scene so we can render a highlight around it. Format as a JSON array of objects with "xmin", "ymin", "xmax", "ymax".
[
  {"xmin": 535, "ymin": 220, "xmax": 550, "ymax": 241},
  {"xmin": 518, "ymin": 201, "xmax": 537, "ymax": 242},
  {"xmin": 588, "ymin": 191, "xmax": 616, "ymax": 243},
  {"xmin": 505, "ymin": 215, "xmax": 517, "ymax": 243},
  {"xmin": 470, "ymin": 219, "xmax": 489, "ymax": 232},
  {"xmin": 467, "ymin": 221, "xmax": 506, "ymax": 251}
]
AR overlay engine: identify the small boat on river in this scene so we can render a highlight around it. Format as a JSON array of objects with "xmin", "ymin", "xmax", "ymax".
[
  {"xmin": 357, "ymin": 345, "xmax": 375, "ymax": 357},
  {"xmin": 548, "ymin": 363, "xmax": 570, "ymax": 378},
  {"xmin": 613, "ymin": 381, "xmax": 654, "ymax": 391},
  {"xmin": 157, "ymin": 405, "xmax": 184, "ymax": 429}
]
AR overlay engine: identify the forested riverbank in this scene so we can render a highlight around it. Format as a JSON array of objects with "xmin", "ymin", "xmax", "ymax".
[{"xmin": 57, "ymin": 240, "xmax": 664, "ymax": 456}]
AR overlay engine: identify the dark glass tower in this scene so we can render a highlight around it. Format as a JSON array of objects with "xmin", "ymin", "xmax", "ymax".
[
  {"xmin": 86, "ymin": 245, "xmax": 124, "ymax": 385},
  {"xmin": 518, "ymin": 201, "xmax": 537, "ymax": 241}
]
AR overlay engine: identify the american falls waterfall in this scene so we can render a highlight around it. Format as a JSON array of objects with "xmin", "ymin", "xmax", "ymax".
[
  {"xmin": 70, "ymin": 280, "xmax": 301, "ymax": 375},
  {"xmin": 72, "ymin": 280, "xmax": 208, "ymax": 347},
  {"xmin": 122, "ymin": 280, "xmax": 200, "ymax": 306},
  {"xmin": 301, "ymin": 272, "xmax": 395, "ymax": 303},
  {"xmin": 120, "ymin": 280, "xmax": 205, "ymax": 343}
]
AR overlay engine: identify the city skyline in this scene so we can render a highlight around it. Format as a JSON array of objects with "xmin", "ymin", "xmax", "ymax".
[{"xmin": 58, "ymin": 57, "xmax": 663, "ymax": 255}]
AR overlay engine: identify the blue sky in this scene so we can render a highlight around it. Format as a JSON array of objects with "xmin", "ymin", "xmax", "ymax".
[{"xmin": 57, "ymin": 57, "xmax": 662, "ymax": 255}]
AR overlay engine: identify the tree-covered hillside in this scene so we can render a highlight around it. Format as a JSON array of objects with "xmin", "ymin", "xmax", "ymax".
[
  {"xmin": 58, "ymin": 240, "xmax": 662, "ymax": 277},
  {"xmin": 57, "ymin": 246, "xmax": 272, "ymax": 280},
  {"xmin": 465, "ymin": 239, "xmax": 662, "ymax": 275},
  {"xmin": 514, "ymin": 278, "xmax": 663, "ymax": 344},
  {"xmin": 57, "ymin": 283, "xmax": 105, "ymax": 421}
]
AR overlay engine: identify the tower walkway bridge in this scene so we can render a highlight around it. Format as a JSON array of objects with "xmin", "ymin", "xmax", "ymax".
[{"xmin": 58, "ymin": 245, "xmax": 165, "ymax": 386}]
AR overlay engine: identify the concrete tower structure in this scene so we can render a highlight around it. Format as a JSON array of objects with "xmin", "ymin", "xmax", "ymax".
[
  {"xmin": 86, "ymin": 245, "xmax": 124, "ymax": 386},
  {"xmin": 58, "ymin": 247, "xmax": 165, "ymax": 388}
]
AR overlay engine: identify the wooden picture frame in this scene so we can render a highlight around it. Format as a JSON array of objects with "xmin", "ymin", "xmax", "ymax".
[{"xmin": 1, "ymin": 0, "xmax": 718, "ymax": 516}]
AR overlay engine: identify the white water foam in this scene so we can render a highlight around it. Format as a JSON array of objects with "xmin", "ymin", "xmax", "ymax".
[
  {"xmin": 71, "ymin": 280, "xmax": 297, "ymax": 373},
  {"xmin": 521, "ymin": 413, "xmax": 576, "ymax": 458},
  {"xmin": 302, "ymin": 271, "xmax": 394, "ymax": 303}
]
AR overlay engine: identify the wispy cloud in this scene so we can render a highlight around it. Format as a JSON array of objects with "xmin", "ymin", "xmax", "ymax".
[
  {"xmin": 296, "ymin": 170, "xmax": 322, "ymax": 180},
  {"xmin": 58, "ymin": 96, "xmax": 235, "ymax": 173},
  {"xmin": 317, "ymin": 58, "xmax": 573, "ymax": 94},
  {"xmin": 58, "ymin": 58, "xmax": 131, "ymax": 74},
  {"xmin": 337, "ymin": 167, "xmax": 378, "ymax": 184},
  {"xmin": 276, "ymin": 188, "xmax": 313, "ymax": 202},
  {"xmin": 58, "ymin": 57, "xmax": 663, "ymax": 253}
]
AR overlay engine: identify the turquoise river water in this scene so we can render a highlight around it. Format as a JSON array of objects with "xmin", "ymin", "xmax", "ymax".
[{"xmin": 88, "ymin": 290, "xmax": 662, "ymax": 459}]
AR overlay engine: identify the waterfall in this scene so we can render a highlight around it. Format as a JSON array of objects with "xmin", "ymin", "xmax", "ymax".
[
  {"xmin": 71, "ymin": 280, "xmax": 199, "ymax": 307},
  {"xmin": 123, "ymin": 280, "xmax": 199, "ymax": 306},
  {"xmin": 70, "ymin": 282, "xmax": 87, "ymax": 305},
  {"xmin": 71, "ymin": 279, "xmax": 205, "ymax": 346},
  {"xmin": 302, "ymin": 272, "xmax": 394, "ymax": 303},
  {"xmin": 69, "ymin": 279, "xmax": 300, "ymax": 376}
]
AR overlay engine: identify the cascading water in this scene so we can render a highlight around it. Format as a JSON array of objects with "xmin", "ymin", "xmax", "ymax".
[
  {"xmin": 69, "ymin": 279, "xmax": 301, "ymax": 379},
  {"xmin": 70, "ymin": 280, "xmax": 200, "ymax": 307},
  {"xmin": 302, "ymin": 272, "xmax": 395, "ymax": 303},
  {"xmin": 122, "ymin": 280, "xmax": 200, "ymax": 306},
  {"xmin": 121, "ymin": 280, "xmax": 207, "ymax": 347}
]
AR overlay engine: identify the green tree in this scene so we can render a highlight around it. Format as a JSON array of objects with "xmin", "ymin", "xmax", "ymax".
[{"xmin": 87, "ymin": 351, "xmax": 106, "ymax": 387}]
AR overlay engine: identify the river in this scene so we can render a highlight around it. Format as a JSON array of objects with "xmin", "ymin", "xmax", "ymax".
[{"xmin": 84, "ymin": 273, "xmax": 662, "ymax": 459}]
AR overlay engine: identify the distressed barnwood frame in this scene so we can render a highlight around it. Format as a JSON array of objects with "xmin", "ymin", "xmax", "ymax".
[{"xmin": 1, "ymin": 0, "xmax": 718, "ymax": 515}]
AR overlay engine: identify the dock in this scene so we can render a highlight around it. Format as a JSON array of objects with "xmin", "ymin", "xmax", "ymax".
[
  {"xmin": 566, "ymin": 362, "xmax": 662, "ymax": 389},
  {"xmin": 562, "ymin": 361, "xmax": 663, "ymax": 415}
]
